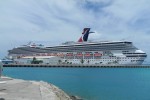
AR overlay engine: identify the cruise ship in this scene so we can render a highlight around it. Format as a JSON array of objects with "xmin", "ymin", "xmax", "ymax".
[{"xmin": 8, "ymin": 28, "xmax": 147, "ymax": 65}]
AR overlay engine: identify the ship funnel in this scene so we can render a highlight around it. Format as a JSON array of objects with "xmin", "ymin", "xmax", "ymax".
[{"xmin": 78, "ymin": 28, "xmax": 94, "ymax": 42}]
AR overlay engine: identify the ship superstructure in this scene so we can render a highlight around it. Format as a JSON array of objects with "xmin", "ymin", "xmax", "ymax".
[{"xmin": 8, "ymin": 28, "xmax": 147, "ymax": 65}]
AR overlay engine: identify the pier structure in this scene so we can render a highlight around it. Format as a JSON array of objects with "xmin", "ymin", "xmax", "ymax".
[
  {"xmin": 3, "ymin": 64, "xmax": 150, "ymax": 68},
  {"xmin": 0, "ymin": 76, "xmax": 78, "ymax": 100}
]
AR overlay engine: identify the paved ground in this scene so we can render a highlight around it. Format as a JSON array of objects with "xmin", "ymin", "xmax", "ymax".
[{"xmin": 0, "ymin": 76, "xmax": 72, "ymax": 100}]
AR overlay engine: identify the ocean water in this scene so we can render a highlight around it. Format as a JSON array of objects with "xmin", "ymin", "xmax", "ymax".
[{"xmin": 3, "ymin": 67, "xmax": 150, "ymax": 100}]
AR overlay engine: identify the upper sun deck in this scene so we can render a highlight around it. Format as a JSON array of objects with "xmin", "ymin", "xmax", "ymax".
[{"xmin": 46, "ymin": 41, "xmax": 132, "ymax": 48}]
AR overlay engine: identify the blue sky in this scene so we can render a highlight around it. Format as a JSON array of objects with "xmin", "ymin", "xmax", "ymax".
[{"xmin": 0, "ymin": 0, "xmax": 150, "ymax": 63}]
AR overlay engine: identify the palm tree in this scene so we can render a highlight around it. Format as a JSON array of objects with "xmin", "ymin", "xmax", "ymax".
[
  {"xmin": 33, "ymin": 57, "xmax": 36, "ymax": 61},
  {"xmin": 65, "ymin": 60, "xmax": 68, "ymax": 64},
  {"xmin": 31, "ymin": 57, "xmax": 43, "ymax": 64},
  {"xmin": 113, "ymin": 60, "xmax": 118, "ymax": 64},
  {"xmin": 58, "ymin": 60, "xmax": 62, "ymax": 64},
  {"xmin": 80, "ymin": 59, "xmax": 84, "ymax": 64},
  {"xmin": 87, "ymin": 60, "xmax": 90, "ymax": 64},
  {"xmin": 31, "ymin": 57, "xmax": 37, "ymax": 64}
]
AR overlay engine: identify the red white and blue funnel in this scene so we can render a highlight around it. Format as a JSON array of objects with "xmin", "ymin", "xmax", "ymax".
[{"xmin": 78, "ymin": 28, "xmax": 94, "ymax": 42}]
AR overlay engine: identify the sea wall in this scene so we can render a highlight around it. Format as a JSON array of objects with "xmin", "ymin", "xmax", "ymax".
[{"xmin": 3, "ymin": 63, "xmax": 150, "ymax": 68}]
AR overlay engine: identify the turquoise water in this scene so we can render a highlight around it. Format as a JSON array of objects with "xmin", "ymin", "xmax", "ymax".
[{"xmin": 3, "ymin": 67, "xmax": 150, "ymax": 100}]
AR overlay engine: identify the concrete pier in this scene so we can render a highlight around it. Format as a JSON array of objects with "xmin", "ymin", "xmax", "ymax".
[
  {"xmin": 0, "ymin": 76, "xmax": 78, "ymax": 100},
  {"xmin": 3, "ymin": 64, "xmax": 150, "ymax": 68}
]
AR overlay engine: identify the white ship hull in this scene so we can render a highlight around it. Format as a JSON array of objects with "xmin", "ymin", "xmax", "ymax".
[{"xmin": 8, "ymin": 48, "xmax": 147, "ymax": 65}]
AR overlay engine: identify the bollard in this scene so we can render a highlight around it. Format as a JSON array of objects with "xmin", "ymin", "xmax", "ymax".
[{"xmin": 0, "ymin": 60, "xmax": 3, "ymax": 78}]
